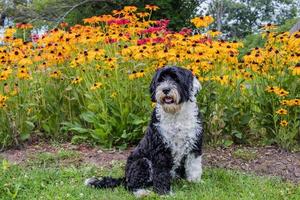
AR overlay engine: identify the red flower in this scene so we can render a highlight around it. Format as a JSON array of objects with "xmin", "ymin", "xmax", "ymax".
[{"xmin": 137, "ymin": 38, "xmax": 151, "ymax": 45}]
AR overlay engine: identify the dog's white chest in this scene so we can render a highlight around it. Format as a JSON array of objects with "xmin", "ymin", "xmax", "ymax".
[{"xmin": 157, "ymin": 102, "xmax": 199, "ymax": 168}]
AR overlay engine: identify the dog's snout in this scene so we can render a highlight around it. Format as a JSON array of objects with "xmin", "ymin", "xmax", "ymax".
[{"xmin": 162, "ymin": 88, "xmax": 171, "ymax": 94}]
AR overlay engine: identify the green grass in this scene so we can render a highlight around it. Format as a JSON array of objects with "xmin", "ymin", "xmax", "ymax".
[
  {"xmin": 1, "ymin": 157, "xmax": 300, "ymax": 200},
  {"xmin": 232, "ymin": 149, "xmax": 257, "ymax": 161},
  {"xmin": 26, "ymin": 150, "xmax": 82, "ymax": 167}
]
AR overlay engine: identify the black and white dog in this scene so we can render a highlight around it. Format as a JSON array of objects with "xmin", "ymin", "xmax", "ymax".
[{"xmin": 85, "ymin": 66, "xmax": 203, "ymax": 197}]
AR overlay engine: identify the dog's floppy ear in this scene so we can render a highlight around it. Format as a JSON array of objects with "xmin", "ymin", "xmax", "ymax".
[
  {"xmin": 192, "ymin": 76, "xmax": 201, "ymax": 96},
  {"xmin": 149, "ymin": 68, "xmax": 162, "ymax": 102},
  {"xmin": 177, "ymin": 69, "xmax": 194, "ymax": 102}
]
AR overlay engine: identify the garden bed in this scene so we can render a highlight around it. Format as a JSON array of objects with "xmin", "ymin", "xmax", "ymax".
[{"xmin": 1, "ymin": 143, "xmax": 299, "ymax": 183}]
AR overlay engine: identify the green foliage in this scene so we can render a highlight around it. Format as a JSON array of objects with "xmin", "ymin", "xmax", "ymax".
[
  {"xmin": 277, "ymin": 18, "xmax": 300, "ymax": 33},
  {"xmin": 239, "ymin": 34, "xmax": 266, "ymax": 58}
]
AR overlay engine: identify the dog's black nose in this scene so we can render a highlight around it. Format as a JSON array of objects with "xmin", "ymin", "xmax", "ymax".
[{"xmin": 163, "ymin": 88, "xmax": 171, "ymax": 94}]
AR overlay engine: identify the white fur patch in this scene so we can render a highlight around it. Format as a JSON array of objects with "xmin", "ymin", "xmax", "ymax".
[
  {"xmin": 156, "ymin": 100, "xmax": 202, "ymax": 177},
  {"xmin": 84, "ymin": 177, "xmax": 100, "ymax": 186},
  {"xmin": 133, "ymin": 189, "xmax": 152, "ymax": 198},
  {"xmin": 185, "ymin": 155, "xmax": 202, "ymax": 182},
  {"xmin": 192, "ymin": 77, "xmax": 201, "ymax": 97}
]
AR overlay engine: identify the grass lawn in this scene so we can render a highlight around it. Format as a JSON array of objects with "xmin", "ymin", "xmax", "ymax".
[{"xmin": 1, "ymin": 151, "xmax": 300, "ymax": 200}]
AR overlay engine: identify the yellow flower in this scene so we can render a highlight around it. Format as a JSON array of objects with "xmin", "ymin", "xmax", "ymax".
[
  {"xmin": 128, "ymin": 73, "xmax": 136, "ymax": 80},
  {"xmin": 17, "ymin": 68, "xmax": 31, "ymax": 80},
  {"xmin": 111, "ymin": 92, "xmax": 117, "ymax": 98},
  {"xmin": 71, "ymin": 77, "xmax": 83, "ymax": 84},
  {"xmin": 280, "ymin": 100, "xmax": 289, "ymax": 106},
  {"xmin": 50, "ymin": 70, "xmax": 62, "ymax": 79},
  {"xmin": 128, "ymin": 70, "xmax": 145, "ymax": 80},
  {"xmin": 275, "ymin": 108, "xmax": 288, "ymax": 115},
  {"xmin": 0, "ymin": 94, "xmax": 8, "ymax": 109},
  {"xmin": 90, "ymin": 82, "xmax": 103, "ymax": 90},
  {"xmin": 279, "ymin": 120, "xmax": 288, "ymax": 127},
  {"xmin": 292, "ymin": 63, "xmax": 300, "ymax": 75},
  {"xmin": 151, "ymin": 102, "xmax": 156, "ymax": 108},
  {"xmin": 191, "ymin": 16, "xmax": 214, "ymax": 28},
  {"xmin": 292, "ymin": 99, "xmax": 300, "ymax": 106},
  {"xmin": 207, "ymin": 29, "xmax": 221, "ymax": 37},
  {"xmin": 275, "ymin": 89, "xmax": 289, "ymax": 97},
  {"xmin": 261, "ymin": 23, "xmax": 277, "ymax": 30}
]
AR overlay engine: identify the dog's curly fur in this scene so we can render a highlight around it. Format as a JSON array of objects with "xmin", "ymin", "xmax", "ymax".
[{"xmin": 85, "ymin": 66, "xmax": 203, "ymax": 197}]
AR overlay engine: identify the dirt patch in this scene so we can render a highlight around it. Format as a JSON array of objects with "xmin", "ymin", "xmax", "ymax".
[
  {"xmin": 1, "ymin": 143, "xmax": 300, "ymax": 183},
  {"xmin": 203, "ymin": 146, "xmax": 300, "ymax": 183},
  {"xmin": 0, "ymin": 143, "xmax": 131, "ymax": 167}
]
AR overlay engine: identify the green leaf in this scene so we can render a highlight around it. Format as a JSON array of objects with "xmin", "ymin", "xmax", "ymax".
[
  {"xmin": 223, "ymin": 139, "xmax": 233, "ymax": 147},
  {"xmin": 240, "ymin": 114, "xmax": 252, "ymax": 125},
  {"xmin": 232, "ymin": 130, "xmax": 243, "ymax": 139},
  {"xmin": 92, "ymin": 128, "xmax": 108, "ymax": 140},
  {"xmin": 131, "ymin": 119, "xmax": 146, "ymax": 125},
  {"xmin": 42, "ymin": 124, "xmax": 50, "ymax": 133},
  {"xmin": 80, "ymin": 111, "xmax": 96, "ymax": 123},
  {"xmin": 251, "ymin": 104, "xmax": 262, "ymax": 113},
  {"xmin": 20, "ymin": 133, "xmax": 30, "ymax": 141},
  {"xmin": 71, "ymin": 135, "xmax": 88, "ymax": 144},
  {"xmin": 69, "ymin": 127, "xmax": 90, "ymax": 134},
  {"xmin": 25, "ymin": 121, "xmax": 35, "ymax": 130}
]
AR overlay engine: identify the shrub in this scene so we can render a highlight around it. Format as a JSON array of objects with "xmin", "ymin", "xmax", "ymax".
[{"xmin": 0, "ymin": 6, "xmax": 299, "ymax": 150}]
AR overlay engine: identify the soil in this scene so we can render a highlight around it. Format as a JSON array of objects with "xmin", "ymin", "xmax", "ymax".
[{"xmin": 1, "ymin": 143, "xmax": 300, "ymax": 184}]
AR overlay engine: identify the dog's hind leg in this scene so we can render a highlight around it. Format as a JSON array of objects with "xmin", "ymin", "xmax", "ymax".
[{"xmin": 125, "ymin": 157, "xmax": 153, "ymax": 197}]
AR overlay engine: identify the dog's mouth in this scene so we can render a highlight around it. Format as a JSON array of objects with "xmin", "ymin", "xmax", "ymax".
[{"xmin": 162, "ymin": 96, "xmax": 175, "ymax": 104}]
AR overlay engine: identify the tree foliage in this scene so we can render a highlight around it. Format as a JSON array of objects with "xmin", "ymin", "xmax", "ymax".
[
  {"xmin": 0, "ymin": 0, "xmax": 201, "ymax": 30},
  {"xmin": 199, "ymin": 0, "xmax": 298, "ymax": 38},
  {"xmin": 0, "ymin": 0, "xmax": 299, "ymax": 36}
]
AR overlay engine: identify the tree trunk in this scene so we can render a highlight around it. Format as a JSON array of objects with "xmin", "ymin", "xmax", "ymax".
[
  {"xmin": 290, "ymin": 20, "xmax": 300, "ymax": 34},
  {"xmin": 216, "ymin": 0, "xmax": 223, "ymax": 32}
]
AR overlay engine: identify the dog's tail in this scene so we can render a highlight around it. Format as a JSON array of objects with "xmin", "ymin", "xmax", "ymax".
[{"xmin": 84, "ymin": 177, "xmax": 125, "ymax": 189}]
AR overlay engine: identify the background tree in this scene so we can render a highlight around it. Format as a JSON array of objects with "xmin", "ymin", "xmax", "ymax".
[
  {"xmin": 199, "ymin": 0, "xmax": 298, "ymax": 38},
  {"xmin": 0, "ymin": 0, "xmax": 202, "ymax": 30}
]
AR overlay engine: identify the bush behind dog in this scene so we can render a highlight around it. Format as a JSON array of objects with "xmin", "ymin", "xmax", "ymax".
[{"xmin": 0, "ymin": 6, "xmax": 299, "ymax": 150}]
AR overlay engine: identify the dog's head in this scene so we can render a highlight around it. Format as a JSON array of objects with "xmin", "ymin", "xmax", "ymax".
[{"xmin": 150, "ymin": 66, "xmax": 201, "ymax": 114}]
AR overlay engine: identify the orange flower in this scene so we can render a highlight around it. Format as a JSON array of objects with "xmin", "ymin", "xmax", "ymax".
[
  {"xmin": 16, "ymin": 22, "xmax": 33, "ymax": 29},
  {"xmin": 124, "ymin": 6, "xmax": 138, "ymax": 13},
  {"xmin": 145, "ymin": 5, "xmax": 159, "ymax": 11}
]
